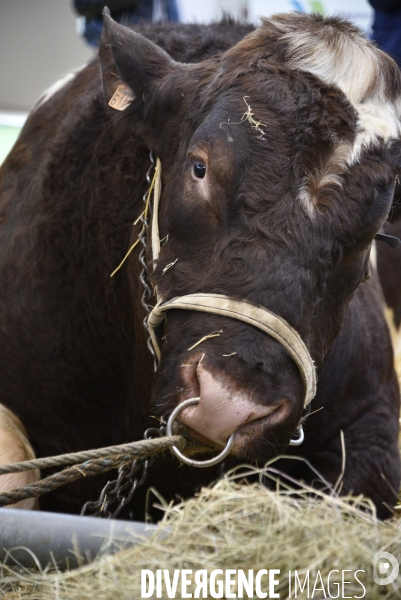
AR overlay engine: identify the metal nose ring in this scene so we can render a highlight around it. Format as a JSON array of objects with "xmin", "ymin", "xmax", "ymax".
[
  {"xmin": 166, "ymin": 397, "xmax": 234, "ymax": 468},
  {"xmin": 289, "ymin": 424, "xmax": 305, "ymax": 446}
]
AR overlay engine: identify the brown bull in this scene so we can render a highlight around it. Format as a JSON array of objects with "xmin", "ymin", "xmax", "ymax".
[{"xmin": 0, "ymin": 12, "xmax": 400, "ymax": 519}]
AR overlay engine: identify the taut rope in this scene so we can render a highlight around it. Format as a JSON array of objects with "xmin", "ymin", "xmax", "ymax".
[
  {"xmin": 0, "ymin": 434, "xmax": 212, "ymax": 508},
  {"xmin": 0, "ymin": 435, "xmax": 185, "ymax": 476}
]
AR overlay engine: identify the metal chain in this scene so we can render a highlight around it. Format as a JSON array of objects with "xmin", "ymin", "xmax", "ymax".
[
  {"xmin": 81, "ymin": 422, "xmax": 166, "ymax": 519},
  {"xmin": 139, "ymin": 151, "xmax": 159, "ymax": 371},
  {"xmin": 81, "ymin": 153, "xmax": 161, "ymax": 518},
  {"xmin": 80, "ymin": 457, "xmax": 151, "ymax": 519}
]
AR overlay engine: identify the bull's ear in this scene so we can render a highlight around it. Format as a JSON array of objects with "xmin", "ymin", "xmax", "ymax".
[{"xmin": 99, "ymin": 7, "xmax": 177, "ymax": 110}]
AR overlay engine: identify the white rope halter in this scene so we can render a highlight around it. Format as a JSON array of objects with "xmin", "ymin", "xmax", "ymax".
[{"xmin": 149, "ymin": 294, "xmax": 316, "ymax": 407}]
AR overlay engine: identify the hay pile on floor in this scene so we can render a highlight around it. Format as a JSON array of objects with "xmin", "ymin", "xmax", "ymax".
[{"xmin": 1, "ymin": 475, "xmax": 401, "ymax": 599}]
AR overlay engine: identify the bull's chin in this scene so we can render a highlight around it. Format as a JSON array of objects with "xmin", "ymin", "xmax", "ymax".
[{"xmin": 233, "ymin": 419, "xmax": 291, "ymax": 461}]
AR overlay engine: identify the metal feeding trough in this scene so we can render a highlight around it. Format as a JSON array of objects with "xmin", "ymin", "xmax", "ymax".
[{"xmin": 0, "ymin": 508, "xmax": 157, "ymax": 570}]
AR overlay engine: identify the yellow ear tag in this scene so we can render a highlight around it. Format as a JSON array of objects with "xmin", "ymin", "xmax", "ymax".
[{"xmin": 108, "ymin": 83, "xmax": 135, "ymax": 111}]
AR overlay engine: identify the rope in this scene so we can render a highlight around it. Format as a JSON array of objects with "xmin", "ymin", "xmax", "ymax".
[
  {"xmin": 0, "ymin": 453, "xmax": 139, "ymax": 507},
  {"xmin": 0, "ymin": 435, "xmax": 184, "ymax": 507},
  {"xmin": 148, "ymin": 293, "xmax": 317, "ymax": 407},
  {"xmin": 0, "ymin": 435, "xmax": 185, "ymax": 475},
  {"xmin": 0, "ymin": 435, "xmax": 212, "ymax": 508}
]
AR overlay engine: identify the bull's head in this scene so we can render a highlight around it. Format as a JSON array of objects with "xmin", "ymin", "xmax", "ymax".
[{"xmin": 100, "ymin": 11, "xmax": 401, "ymax": 461}]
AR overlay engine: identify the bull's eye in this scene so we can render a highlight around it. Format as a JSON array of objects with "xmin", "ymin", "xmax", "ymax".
[{"xmin": 193, "ymin": 162, "xmax": 206, "ymax": 179}]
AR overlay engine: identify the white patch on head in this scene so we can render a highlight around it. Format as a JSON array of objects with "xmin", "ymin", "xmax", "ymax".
[
  {"xmin": 267, "ymin": 15, "xmax": 401, "ymax": 214},
  {"xmin": 348, "ymin": 100, "xmax": 401, "ymax": 163},
  {"xmin": 275, "ymin": 19, "xmax": 401, "ymax": 162},
  {"xmin": 298, "ymin": 141, "xmax": 351, "ymax": 218},
  {"xmin": 298, "ymin": 187, "xmax": 315, "ymax": 219},
  {"xmin": 34, "ymin": 68, "xmax": 82, "ymax": 111}
]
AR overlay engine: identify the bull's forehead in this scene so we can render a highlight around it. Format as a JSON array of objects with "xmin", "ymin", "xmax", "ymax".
[
  {"xmin": 178, "ymin": 77, "xmax": 395, "ymax": 260},
  {"xmin": 187, "ymin": 77, "xmax": 352, "ymax": 203},
  {"xmin": 195, "ymin": 13, "xmax": 401, "ymax": 218}
]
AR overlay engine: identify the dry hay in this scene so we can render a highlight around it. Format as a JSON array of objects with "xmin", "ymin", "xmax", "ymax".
[{"xmin": 1, "ymin": 472, "xmax": 401, "ymax": 599}]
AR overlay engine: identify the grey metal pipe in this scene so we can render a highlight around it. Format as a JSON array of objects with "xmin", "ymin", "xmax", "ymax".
[{"xmin": 0, "ymin": 508, "xmax": 157, "ymax": 569}]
